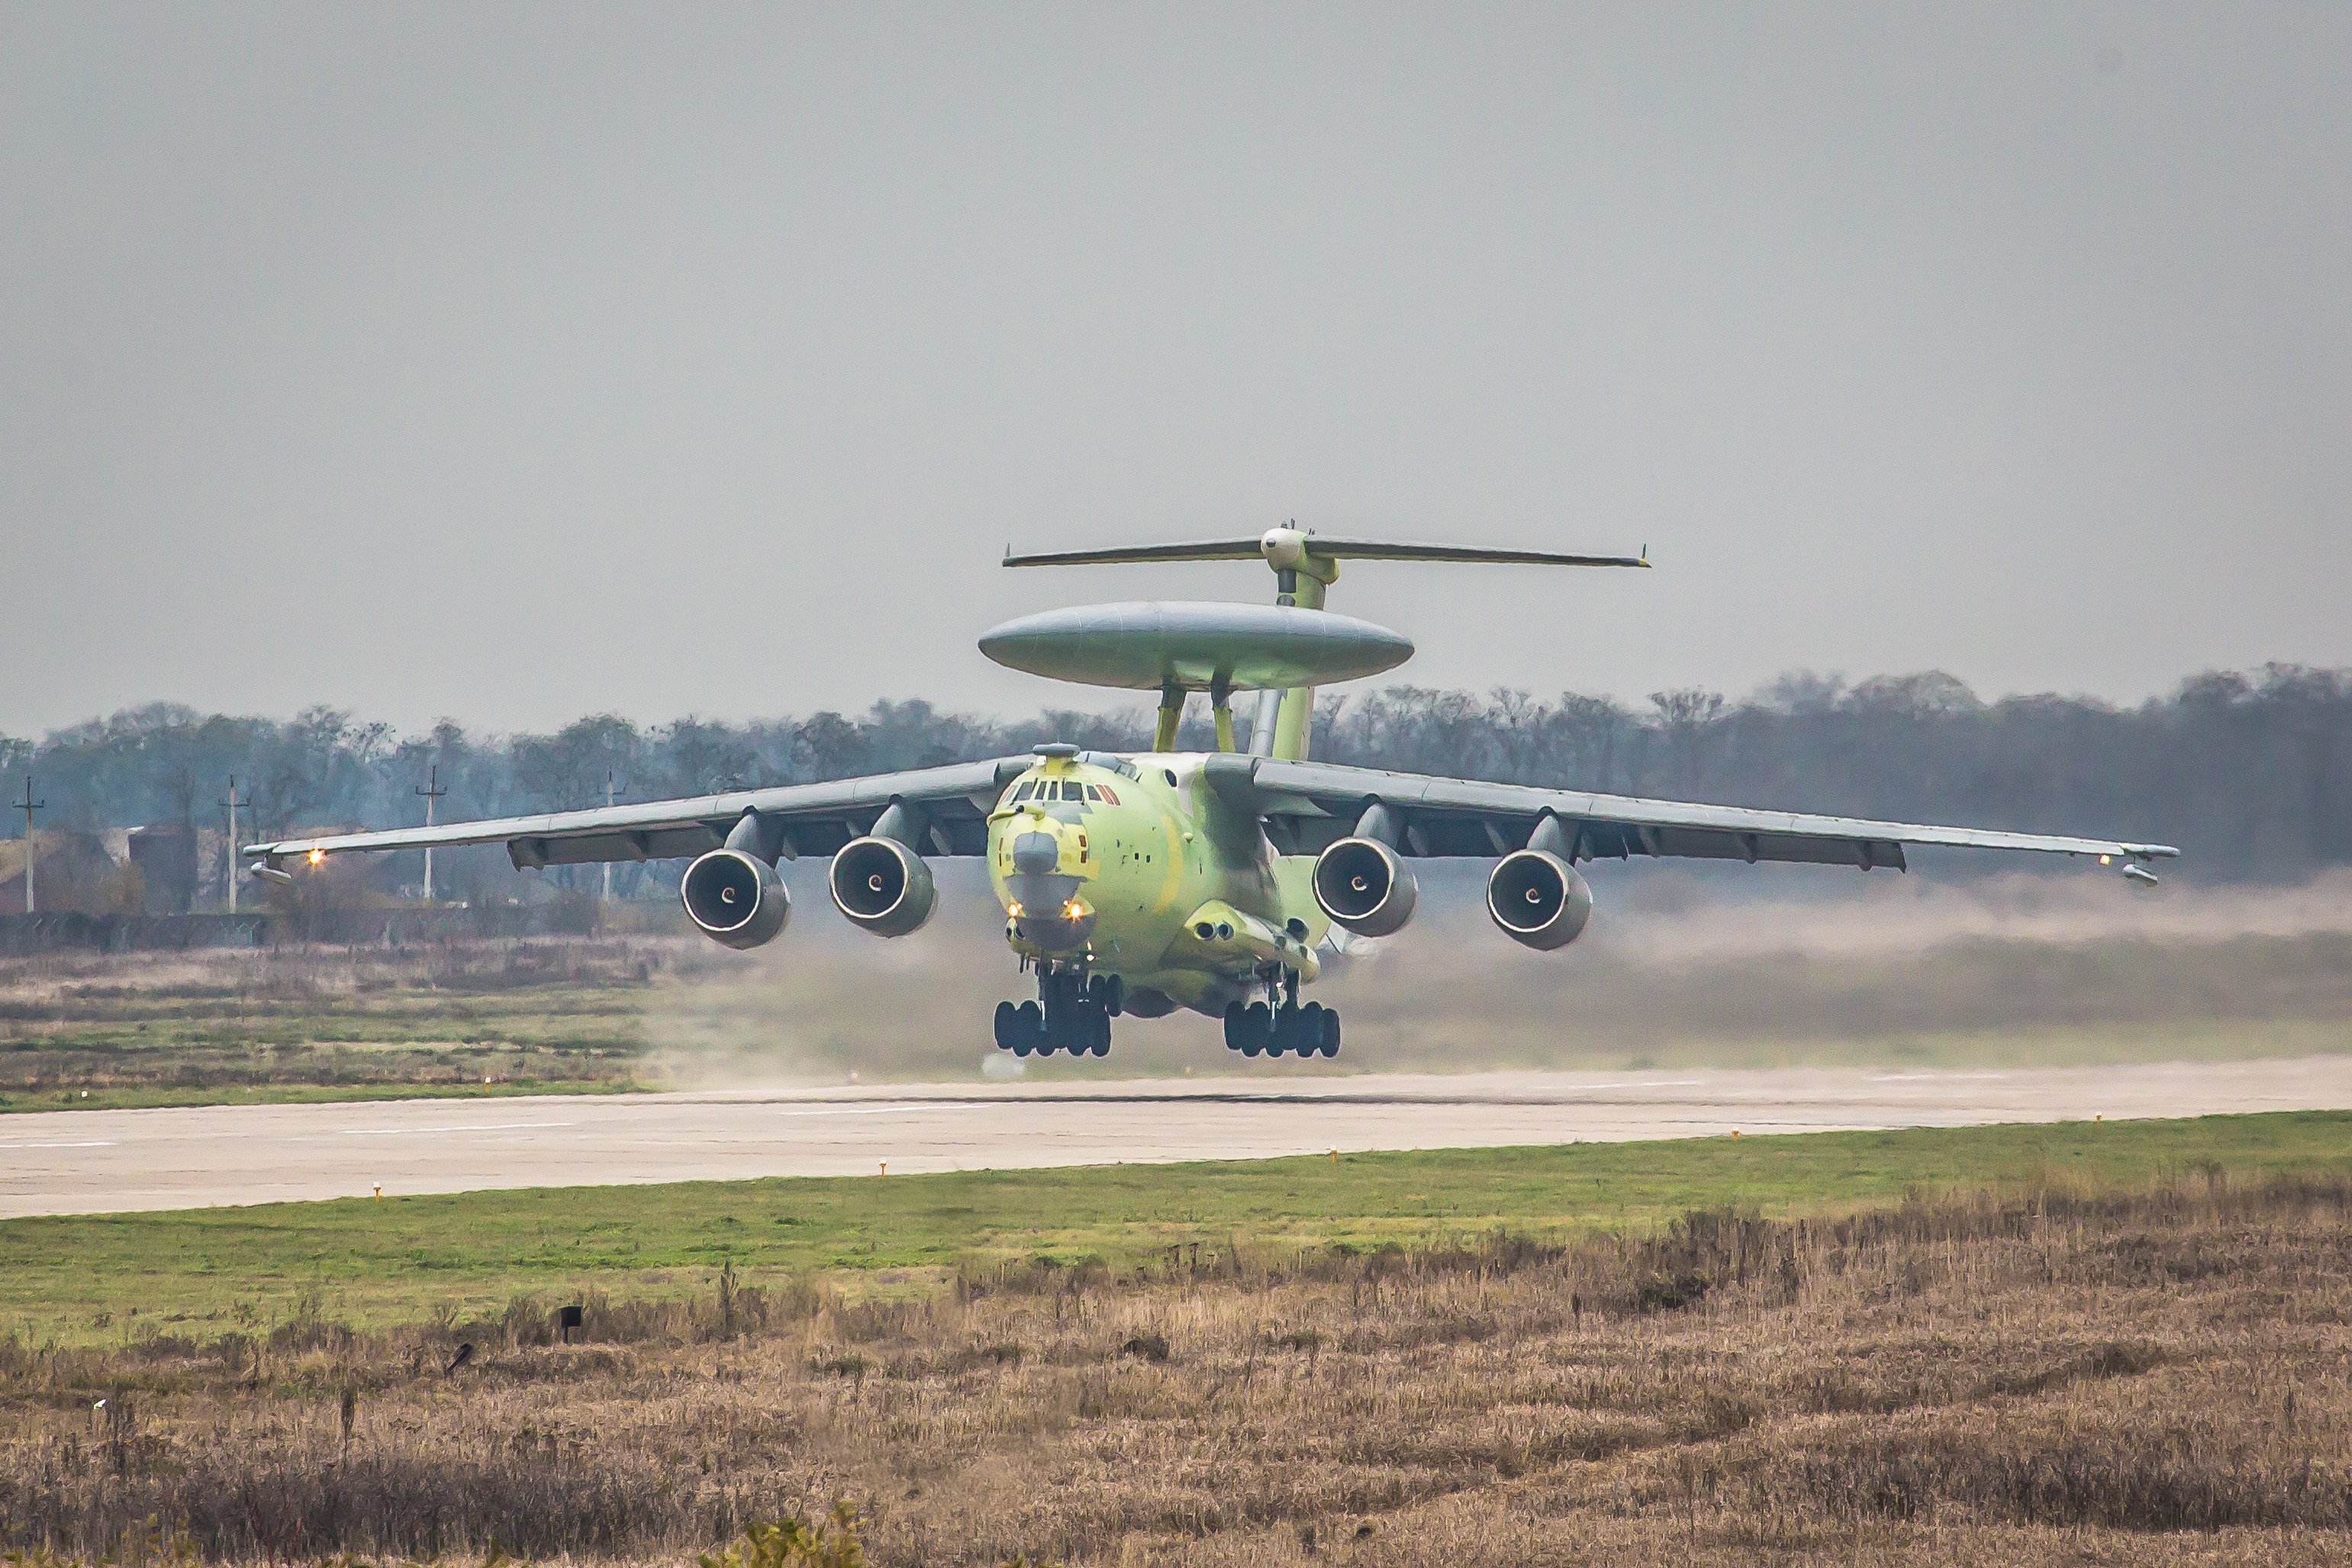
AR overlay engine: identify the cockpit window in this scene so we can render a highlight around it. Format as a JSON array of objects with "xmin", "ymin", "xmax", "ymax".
[
  {"xmin": 1096, "ymin": 784, "xmax": 1120, "ymax": 805},
  {"xmin": 1082, "ymin": 784, "xmax": 1103, "ymax": 802},
  {"xmin": 1011, "ymin": 781, "xmax": 1036, "ymax": 803}
]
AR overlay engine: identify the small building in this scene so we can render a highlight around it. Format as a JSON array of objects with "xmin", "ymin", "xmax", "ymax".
[{"xmin": 128, "ymin": 823, "xmax": 199, "ymax": 913}]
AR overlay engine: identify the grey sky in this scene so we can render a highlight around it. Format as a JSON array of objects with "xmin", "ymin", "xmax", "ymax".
[{"xmin": 4, "ymin": 4, "xmax": 2347, "ymax": 737}]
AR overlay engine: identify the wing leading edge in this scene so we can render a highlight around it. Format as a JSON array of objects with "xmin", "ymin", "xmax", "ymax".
[
  {"xmin": 1224, "ymin": 755, "xmax": 2177, "ymax": 874},
  {"xmin": 243, "ymin": 757, "xmax": 1031, "ymax": 871}
]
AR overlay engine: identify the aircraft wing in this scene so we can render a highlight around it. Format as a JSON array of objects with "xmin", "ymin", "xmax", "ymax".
[
  {"xmin": 244, "ymin": 756, "xmax": 1031, "ymax": 872},
  {"xmin": 1224, "ymin": 755, "xmax": 2177, "ymax": 873}
]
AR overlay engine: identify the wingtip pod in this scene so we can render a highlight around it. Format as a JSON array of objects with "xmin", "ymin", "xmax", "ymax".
[{"xmin": 2098, "ymin": 842, "xmax": 2177, "ymax": 887}]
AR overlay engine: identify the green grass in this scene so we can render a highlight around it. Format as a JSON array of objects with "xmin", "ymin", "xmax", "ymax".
[{"xmin": 5, "ymin": 1109, "xmax": 2350, "ymax": 1344}]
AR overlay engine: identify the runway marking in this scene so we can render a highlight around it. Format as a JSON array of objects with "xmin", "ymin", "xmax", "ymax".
[
  {"xmin": 1870, "ymin": 1071, "xmax": 2014, "ymax": 1082},
  {"xmin": 772, "ymin": 1103, "xmax": 988, "ymax": 1116},
  {"xmin": 0, "ymin": 1140, "xmax": 116, "ymax": 1149},
  {"xmin": 330, "ymin": 1122, "xmax": 580, "ymax": 1136}
]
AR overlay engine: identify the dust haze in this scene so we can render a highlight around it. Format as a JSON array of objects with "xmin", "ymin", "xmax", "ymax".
[{"xmin": 637, "ymin": 865, "xmax": 2352, "ymax": 1086}]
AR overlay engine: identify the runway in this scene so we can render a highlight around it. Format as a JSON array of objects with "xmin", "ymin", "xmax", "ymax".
[{"xmin": 3, "ymin": 1055, "xmax": 2349, "ymax": 1217}]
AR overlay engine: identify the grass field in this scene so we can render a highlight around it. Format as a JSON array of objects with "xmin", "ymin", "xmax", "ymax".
[
  {"xmin": 0, "ymin": 939, "xmax": 670, "ymax": 1110},
  {"xmin": 2, "ymin": 1112, "xmax": 2350, "ymax": 1565},
  {"xmin": 5, "ymin": 1109, "xmax": 2348, "ymax": 1340}
]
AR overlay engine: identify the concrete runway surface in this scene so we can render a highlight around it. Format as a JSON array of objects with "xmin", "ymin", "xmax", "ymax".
[{"xmin": 4, "ymin": 1056, "xmax": 2349, "ymax": 1217}]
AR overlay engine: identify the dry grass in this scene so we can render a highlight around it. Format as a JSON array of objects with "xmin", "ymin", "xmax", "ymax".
[
  {"xmin": 2, "ymin": 1174, "xmax": 2348, "ymax": 1565},
  {"xmin": 0, "ymin": 938, "xmax": 704, "ymax": 1106}
]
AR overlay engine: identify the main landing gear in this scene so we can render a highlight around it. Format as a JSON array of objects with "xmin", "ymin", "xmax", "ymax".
[
  {"xmin": 994, "ymin": 969, "xmax": 1118, "ymax": 1058},
  {"xmin": 1223, "ymin": 974, "xmax": 1340, "ymax": 1059}
]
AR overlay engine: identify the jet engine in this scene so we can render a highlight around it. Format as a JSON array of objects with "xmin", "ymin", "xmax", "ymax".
[
  {"xmin": 679, "ymin": 848, "xmax": 791, "ymax": 950},
  {"xmin": 1486, "ymin": 849, "xmax": 1593, "ymax": 951},
  {"xmin": 830, "ymin": 836, "xmax": 937, "ymax": 936},
  {"xmin": 1311, "ymin": 836, "xmax": 1419, "ymax": 937}
]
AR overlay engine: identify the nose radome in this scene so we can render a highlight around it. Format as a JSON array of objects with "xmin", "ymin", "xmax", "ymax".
[{"xmin": 1012, "ymin": 831, "xmax": 1061, "ymax": 875}]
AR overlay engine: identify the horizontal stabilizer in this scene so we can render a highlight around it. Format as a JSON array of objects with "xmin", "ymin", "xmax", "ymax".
[{"xmin": 1004, "ymin": 533, "xmax": 1649, "ymax": 571}]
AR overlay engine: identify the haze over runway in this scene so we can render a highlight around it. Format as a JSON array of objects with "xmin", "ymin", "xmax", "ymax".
[{"xmin": 5, "ymin": 1058, "xmax": 2349, "ymax": 1218}]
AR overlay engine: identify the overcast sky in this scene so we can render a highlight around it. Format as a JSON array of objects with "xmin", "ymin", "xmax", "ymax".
[{"xmin": 3, "ymin": 4, "xmax": 2347, "ymax": 737}]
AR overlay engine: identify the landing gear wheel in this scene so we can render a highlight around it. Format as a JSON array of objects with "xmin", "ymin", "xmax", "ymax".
[
  {"xmin": 1223, "ymin": 1002, "xmax": 1249, "ymax": 1051},
  {"xmin": 1296, "ymin": 1002, "xmax": 1323, "ymax": 1058},
  {"xmin": 1241, "ymin": 1001, "xmax": 1271, "ymax": 1058},
  {"xmin": 1319, "ymin": 1009, "xmax": 1341, "ymax": 1058},
  {"xmin": 993, "ymin": 1000, "xmax": 1020, "ymax": 1051},
  {"xmin": 1013, "ymin": 1000, "xmax": 1044, "ymax": 1057},
  {"xmin": 1090, "ymin": 1007, "xmax": 1112, "ymax": 1057}
]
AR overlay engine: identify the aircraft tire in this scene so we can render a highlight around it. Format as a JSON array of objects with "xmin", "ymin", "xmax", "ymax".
[
  {"xmin": 1090, "ymin": 1007, "xmax": 1112, "ymax": 1056},
  {"xmin": 1243, "ymin": 1002, "xmax": 1273, "ymax": 1058},
  {"xmin": 1319, "ymin": 1009, "xmax": 1341, "ymax": 1058},
  {"xmin": 993, "ymin": 1000, "xmax": 1019, "ymax": 1051},
  {"xmin": 1223, "ymin": 1003, "xmax": 1248, "ymax": 1051}
]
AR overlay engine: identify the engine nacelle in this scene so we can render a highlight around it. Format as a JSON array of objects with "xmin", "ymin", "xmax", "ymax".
[
  {"xmin": 829, "ymin": 836, "xmax": 937, "ymax": 937},
  {"xmin": 1311, "ymin": 836, "xmax": 1419, "ymax": 937},
  {"xmin": 679, "ymin": 848, "xmax": 791, "ymax": 950},
  {"xmin": 1487, "ymin": 850, "xmax": 1593, "ymax": 951}
]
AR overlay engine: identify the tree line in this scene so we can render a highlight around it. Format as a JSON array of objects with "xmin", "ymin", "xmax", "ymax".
[{"xmin": 3, "ymin": 662, "xmax": 2347, "ymax": 887}]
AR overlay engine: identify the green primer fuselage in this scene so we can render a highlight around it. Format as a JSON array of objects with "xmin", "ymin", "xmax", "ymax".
[{"xmin": 985, "ymin": 752, "xmax": 1327, "ymax": 1016}]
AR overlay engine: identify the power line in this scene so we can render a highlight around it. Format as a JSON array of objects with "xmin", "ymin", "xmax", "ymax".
[
  {"xmin": 11, "ymin": 775, "xmax": 44, "ymax": 915},
  {"xmin": 415, "ymin": 765, "xmax": 448, "ymax": 904},
  {"xmin": 220, "ymin": 776, "xmax": 251, "ymax": 914},
  {"xmin": 602, "ymin": 770, "xmax": 625, "ymax": 903}
]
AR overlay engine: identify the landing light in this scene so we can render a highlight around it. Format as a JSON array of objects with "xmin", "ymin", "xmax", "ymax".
[
  {"xmin": 308, "ymin": 848, "xmax": 324, "ymax": 866},
  {"xmin": 1007, "ymin": 900, "xmax": 1023, "ymax": 917},
  {"xmin": 1062, "ymin": 900, "xmax": 1082, "ymax": 919}
]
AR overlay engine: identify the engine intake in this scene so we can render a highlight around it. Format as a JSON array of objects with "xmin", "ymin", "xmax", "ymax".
[
  {"xmin": 1312, "ymin": 837, "xmax": 1419, "ymax": 937},
  {"xmin": 679, "ymin": 848, "xmax": 791, "ymax": 950},
  {"xmin": 830, "ymin": 836, "xmax": 937, "ymax": 937},
  {"xmin": 1487, "ymin": 850, "xmax": 1593, "ymax": 951}
]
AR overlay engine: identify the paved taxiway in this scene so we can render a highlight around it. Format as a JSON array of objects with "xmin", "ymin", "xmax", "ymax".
[{"xmin": 3, "ymin": 1056, "xmax": 2349, "ymax": 1216}]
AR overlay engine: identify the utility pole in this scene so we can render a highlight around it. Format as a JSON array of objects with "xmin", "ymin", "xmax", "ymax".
[
  {"xmin": 414, "ymin": 765, "xmax": 447, "ymax": 903},
  {"xmin": 601, "ymin": 771, "xmax": 623, "ymax": 903},
  {"xmin": 221, "ymin": 776, "xmax": 251, "ymax": 913},
  {"xmin": 11, "ymin": 775, "xmax": 43, "ymax": 915}
]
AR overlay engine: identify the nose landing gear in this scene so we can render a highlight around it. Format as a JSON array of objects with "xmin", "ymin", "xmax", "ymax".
[{"xmin": 994, "ymin": 970, "xmax": 1114, "ymax": 1058}]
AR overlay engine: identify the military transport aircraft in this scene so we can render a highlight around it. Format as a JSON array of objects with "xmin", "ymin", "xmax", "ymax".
[{"xmin": 246, "ymin": 528, "xmax": 2176, "ymax": 1061}]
